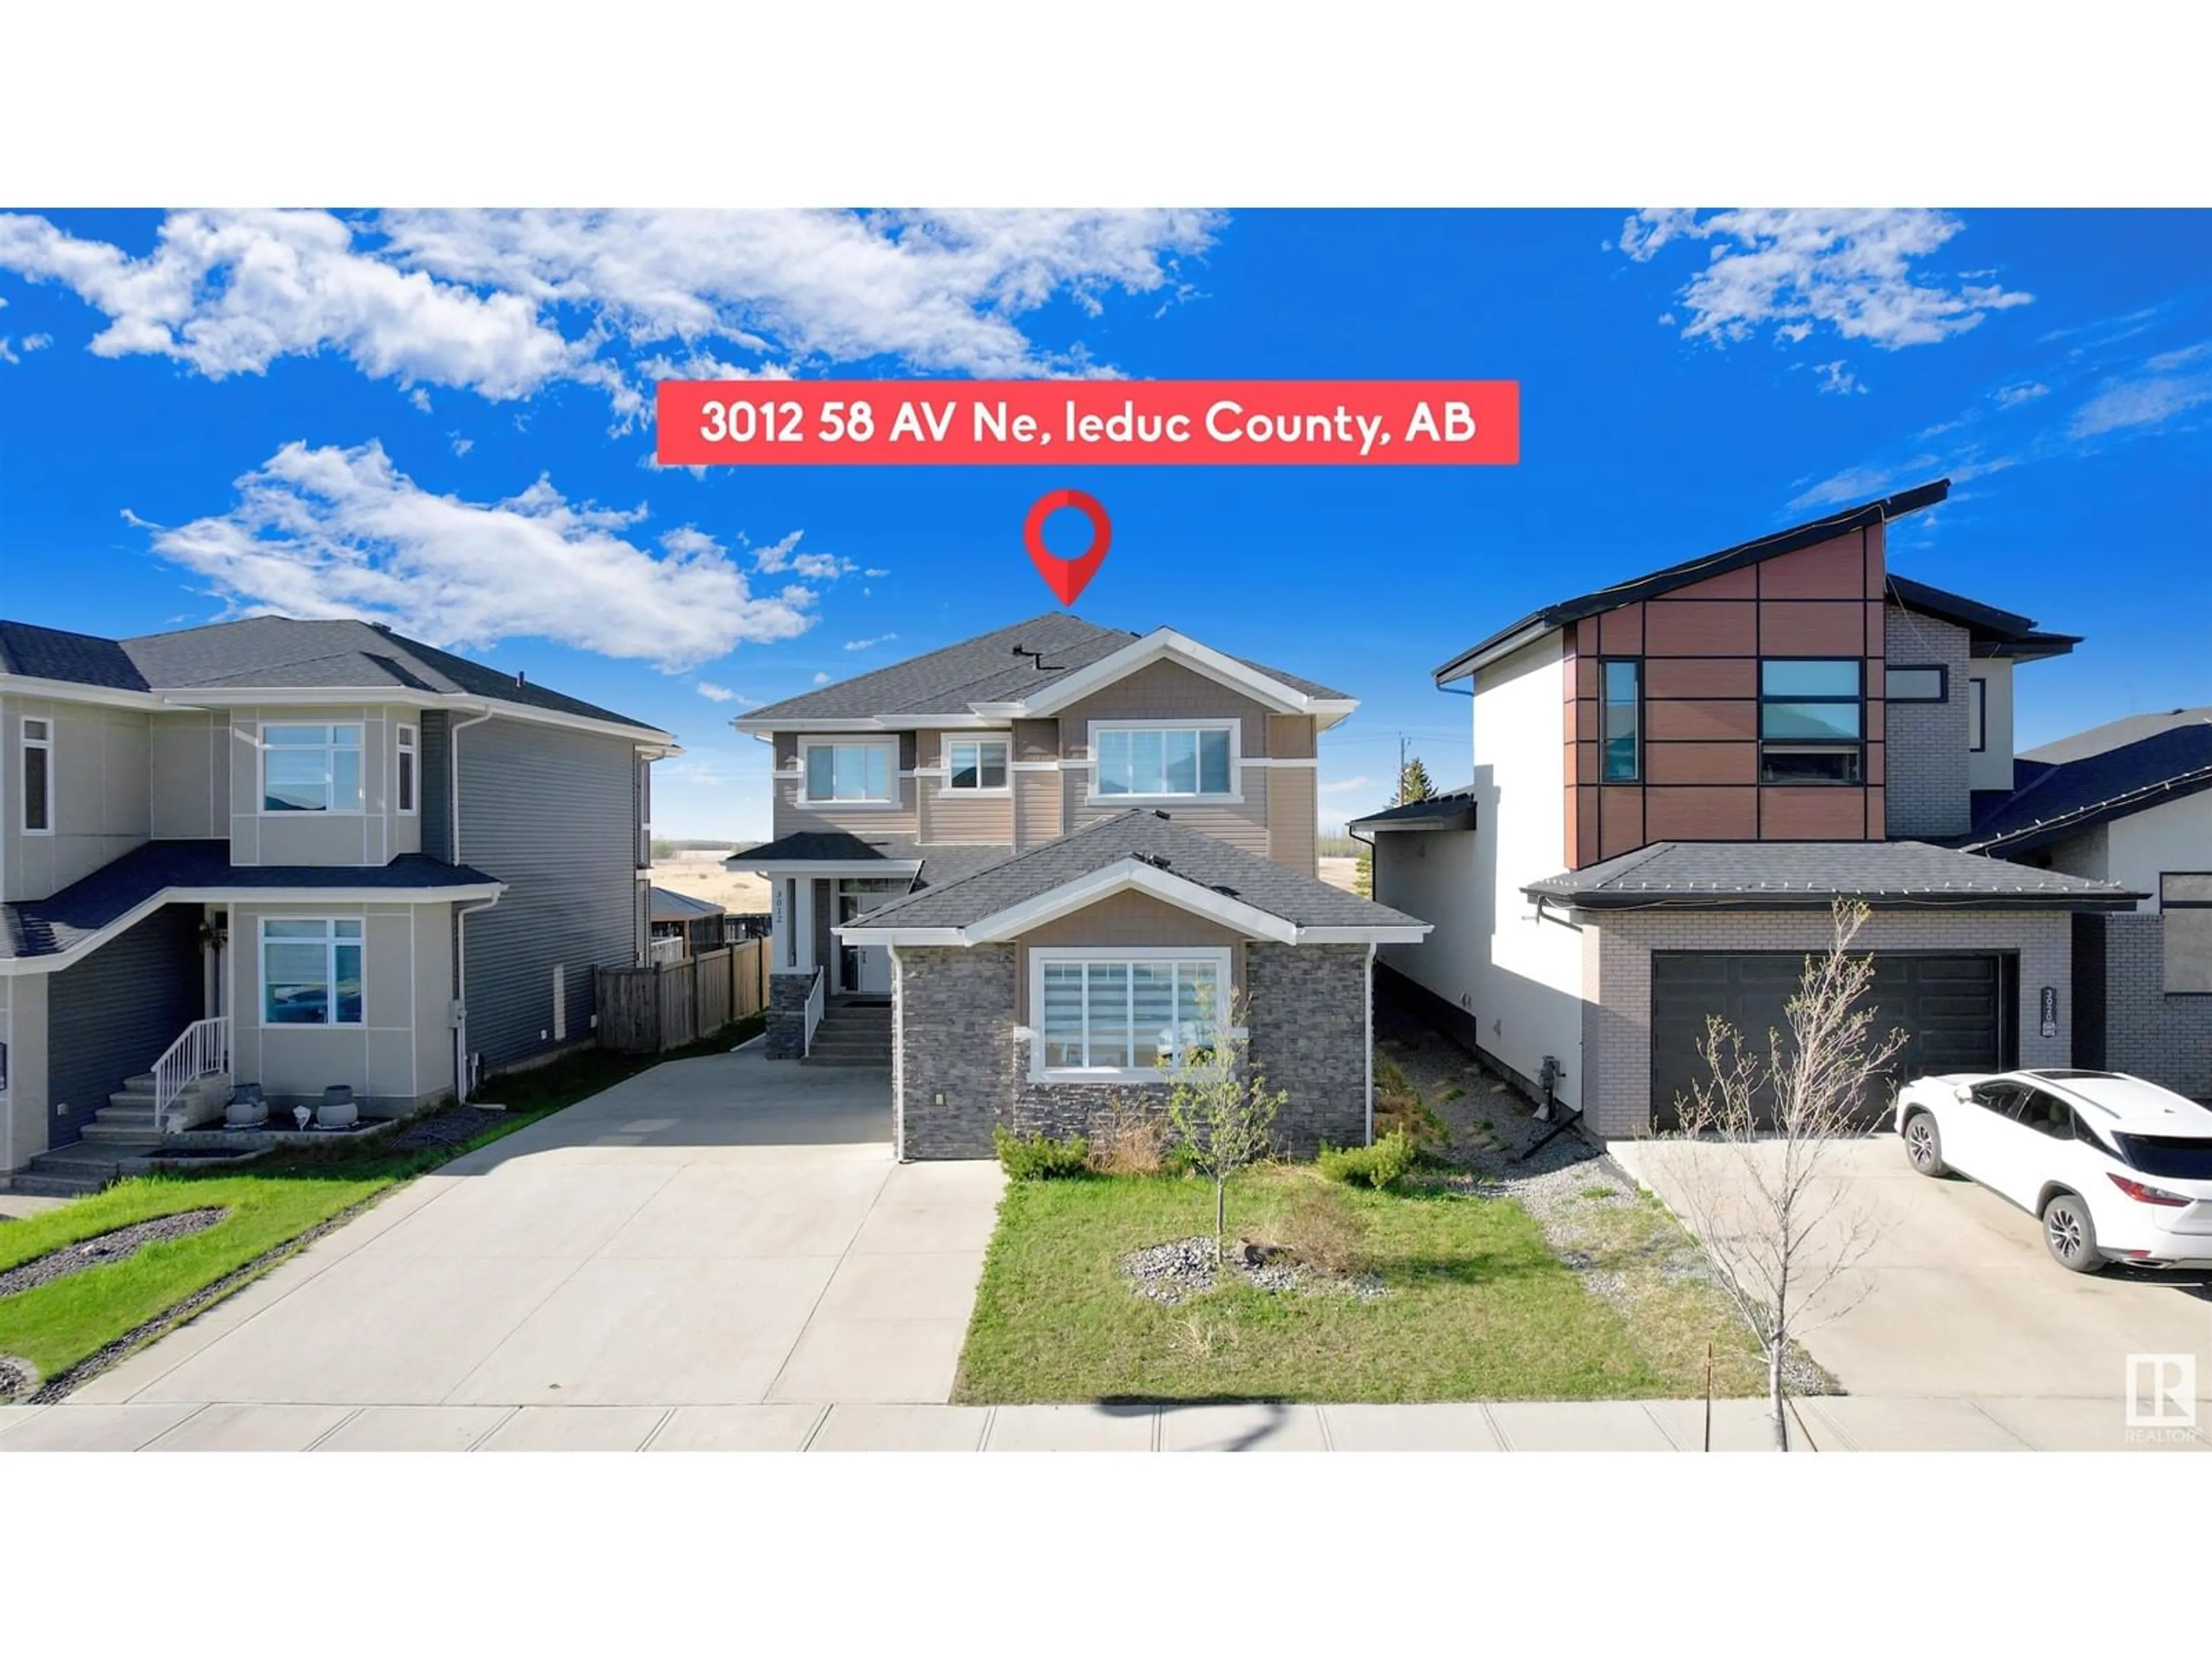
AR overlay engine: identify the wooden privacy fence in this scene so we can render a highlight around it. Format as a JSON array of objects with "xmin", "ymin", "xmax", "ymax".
[{"xmin": 595, "ymin": 939, "xmax": 770, "ymax": 1054}]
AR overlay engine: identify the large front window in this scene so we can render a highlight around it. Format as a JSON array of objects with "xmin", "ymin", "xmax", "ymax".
[
  {"xmin": 1094, "ymin": 725, "xmax": 1234, "ymax": 798},
  {"xmin": 803, "ymin": 741, "xmax": 894, "ymax": 803},
  {"xmin": 262, "ymin": 724, "xmax": 363, "ymax": 812},
  {"xmin": 1036, "ymin": 952, "xmax": 1225, "ymax": 1079},
  {"xmin": 262, "ymin": 919, "xmax": 365, "ymax": 1026},
  {"xmin": 1759, "ymin": 660, "xmax": 1862, "ymax": 784}
]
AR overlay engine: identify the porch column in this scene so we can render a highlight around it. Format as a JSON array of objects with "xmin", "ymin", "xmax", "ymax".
[{"xmin": 794, "ymin": 876, "xmax": 816, "ymax": 975}]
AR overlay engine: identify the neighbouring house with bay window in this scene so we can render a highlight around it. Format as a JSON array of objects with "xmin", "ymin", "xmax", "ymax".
[
  {"xmin": 727, "ymin": 612, "xmax": 1427, "ymax": 1160},
  {"xmin": 0, "ymin": 615, "xmax": 673, "ymax": 1195}
]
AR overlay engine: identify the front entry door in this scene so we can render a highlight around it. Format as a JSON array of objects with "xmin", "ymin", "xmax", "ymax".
[{"xmin": 837, "ymin": 890, "xmax": 893, "ymax": 995}]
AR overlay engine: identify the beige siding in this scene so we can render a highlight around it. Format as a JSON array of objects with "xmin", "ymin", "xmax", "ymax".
[
  {"xmin": 1, "ymin": 694, "xmax": 152, "ymax": 902},
  {"xmin": 1056, "ymin": 659, "xmax": 1277, "ymax": 753},
  {"xmin": 1014, "ymin": 767, "xmax": 1063, "ymax": 850},
  {"xmin": 148, "ymin": 711, "xmax": 232, "ymax": 840},
  {"xmin": 1265, "ymin": 763, "xmax": 1318, "ymax": 877},
  {"xmin": 1013, "ymin": 890, "xmax": 1248, "ymax": 1022},
  {"xmin": 1266, "ymin": 714, "xmax": 1317, "ymax": 759},
  {"xmin": 913, "ymin": 728, "xmax": 1013, "ymax": 846},
  {"xmin": 1062, "ymin": 764, "xmax": 1271, "ymax": 855},
  {"xmin": 769, "ymin": 730, "xmax": 918, "ymax": 839}
]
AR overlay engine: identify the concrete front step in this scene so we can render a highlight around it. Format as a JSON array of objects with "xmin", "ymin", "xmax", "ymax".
[
  {"xmin": 802, "ymin": 1055, "xmax": 892, "ymax": 1068},
  {"xmin": 82, "ymin": 1120, "xmax": 162, "ymax": 1143},
  {"xmin": 6, "ymin": 1172, "xmax": 108, "ymax": 1199},
  {"xmin": 105, "ymin": 1094, "xmax": 160, "ymax": 1117}
]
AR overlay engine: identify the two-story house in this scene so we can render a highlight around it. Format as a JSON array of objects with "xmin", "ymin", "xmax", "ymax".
[
  {"xmin": 728, "ymin": 613, "xmax": 1427, "ymax": 1160},
  {"xmin": 1358, "ymin": 482, "xmax": 2144, "ymax": 1138},
  {"xmin": 0, "ymin": 615, "xmax": 672, "ymax": 1191}
]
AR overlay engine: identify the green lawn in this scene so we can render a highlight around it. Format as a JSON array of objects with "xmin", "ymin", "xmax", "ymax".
[
  {"xmin": 954, "ymin": 1165, "xmax": 1765, "ymax": 1404},
  {"xmin": 0, "ymin": 1016, "xmax": 763, "ymax": 1396}
]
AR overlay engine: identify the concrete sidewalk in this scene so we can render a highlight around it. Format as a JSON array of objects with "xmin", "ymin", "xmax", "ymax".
[{"xmin": 3, "ymin": 1393, "xmax": 2205, "ymax": 1450}]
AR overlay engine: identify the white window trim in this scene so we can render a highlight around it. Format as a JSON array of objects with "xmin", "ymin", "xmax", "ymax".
[
  {"xmin": 20, "ymin": 716, "xmax": 53, "ymax": 837},
  {"xmin": 796, "ymin": 737, "xmax": 901, "ymax": 809},
  {"xmin": 1084, "ymin": 718, "xmax": 1244, "ymax": 806},
  {"xmin": 942, "ymin": 733, "xmax": 1013, "ymax": 797},
  {"xmin": 1025, "ymin": 944, "xmax": 1233, "ymax": 1085},
  {"xmin": 258, "ymin": 722, "xmax": 367, "ymax": 817},
  {"xmin": 257, "ymin": 916, "xmax": 368, "ymax": 1029},
  {"xmin": 396, "ymin": 723, "xmax": 419, "ymax": 816}
]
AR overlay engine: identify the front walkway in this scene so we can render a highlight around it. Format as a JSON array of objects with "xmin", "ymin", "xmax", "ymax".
[{"xmin": 0, "ymin": 1047, "xmax": 1002, "ymax": 1447}]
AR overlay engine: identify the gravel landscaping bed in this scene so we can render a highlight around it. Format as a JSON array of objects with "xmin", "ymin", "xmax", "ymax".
[
  {"xmin": 1120, "ymin": 1235, "xmax": 1388, "ymax": 1307},
  {"xmin": 1374, "ymin": 999, "xmax": 1832, "ymax": 1396},
  {"xmin": 382, "ymin": 1105, "xmax": 507, "ymax": 1151},
  {"xmin": 0, "ymin": 1355, "xmax": 35, "ymax": 1396},
  {"xmin": 0, "ymin": 1207, "xmax": 229, "ymax": 1301}
]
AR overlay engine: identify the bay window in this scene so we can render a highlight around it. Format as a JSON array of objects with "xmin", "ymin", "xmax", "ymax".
[
  {"xmin": 946, "ymin": 737, "xmax": 1009, "ymax": 793},
  {"xmin": 262, "ymin": 723, "xmax": 363, "ymax": 812},
  {"xmin": 1093, "ymin": 723, "xmax": 1234, "ymax": 798},
  {"xmin": 1033, "ymin": 949, "xmax": 1228, "ymax": 1081},
  {"xmin": 262, "ymin": 918, "xmax": 365, "ymax": 1026},
  {"xmin": 802, "ymin": 740, "xmax": 895, "ymax": 804},
  {"xmin": 1759, "ymin": 660, "xmax": 1863, "ymax": 784}
]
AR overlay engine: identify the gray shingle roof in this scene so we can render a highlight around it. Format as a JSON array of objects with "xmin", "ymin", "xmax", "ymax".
[
  {"xmin": 742, "ymin": 611, "xmax": 1350, "ymax": 724},
  {"xmin": 649, "ymin": 886, "xmax": 726, "ymax": 922},
  {"xmin": 1524, "ymin": 840, "xmax": 2142, "ymax": 911},
  {"xmin": 0, "ymin": 620, "xmax": 149, "ymax": 691},
  {"xmin": 726, "ymin": 832, "xmax": 1013, "ymax": 902},
  {"xmin": 1351, "ymin": 786, "xmax": 1478, "ymax": 830},
  {"xmin": 845, "ymin": 809, "xmax": 1426, "ymax": 933},
  {"xmin": 1962, "ymin": 722, "xmax": 2212, "ymax": 855},
  {"xmin": 115, "ymin": 616, "xmax": 658, "ymax": 730},
  {"xmin": 2, "ymin": 613, "xmax": 665, "ymax": 734},
  {"xmin": 2, "ymin": 842, "xmax": 499, "ymax": 960}
]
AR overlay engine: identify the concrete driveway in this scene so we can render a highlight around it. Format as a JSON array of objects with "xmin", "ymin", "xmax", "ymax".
[
  {"xmin": 1615, "ymin": 1135, "xmax": 2212, "ymax": 1426},
  {"xmin": 4, "ymin": 1047, "xmax": 1003, "ymax": 1449}
]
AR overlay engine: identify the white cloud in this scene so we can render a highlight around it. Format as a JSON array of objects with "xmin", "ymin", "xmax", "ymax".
[
  {"xmin": 137, "ymin": 440, "xmax": 818, "ymax": 671},
  {"xmin": 1319, "ymin": 775, "xmax": 1375, "ymax": 794},
  {"xmin": 1812, "ymin": 361, "xmax": 1865, "ymax": 396},
  {"xmin": 1994, "ymin": 381, "xmax": 2048, "ymax": 408},
  {"xmin": 695, "ymin": 681, "xmax": 739, "ymax": 703},
  {"xmin": 449, "ymin": 433, "xmax": 474, "ymax": 456},
  {"xmin": 790, "ymin": 552, "xmax": 853, "ymax": 579},
  {"xmin": 1619, "ymin": 209, "xmax": 2031, "ymax": 351},
  {"xmin": 1787, "ymin": 456, "xmax": 1941, "ymax": 511},
  {"xmin": 0, "ymin": 209, "xmax": 1222, "ymax": 419},
  {"xmin": 843, "ymin": 634, "xmax": 897, "ymax": 652},
  {"xmin": 2069, "ymin": 356, "xmax": 2212, "ymax": 438},
  {"xmin": 812, "ymin": 671, "xmax": 831, "ymax": 684},
  {"xmin": 863, "ymin": 567, "xmax": 889, "ymax": 578},
  {"xmin": 751, "ymin": 531, "xmax": 804, "ymax": 573},
  {"xmin": 408, "ymin": 387, "xmax": 432, "ymax": 413}
]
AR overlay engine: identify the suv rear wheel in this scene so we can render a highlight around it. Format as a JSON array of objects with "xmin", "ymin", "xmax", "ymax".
[{"xmin": 2041, "ymin": 1190, "xmax": 2106, "ymax": 1274}]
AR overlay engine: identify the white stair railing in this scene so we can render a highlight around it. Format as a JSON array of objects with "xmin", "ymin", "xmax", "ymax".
[
  {"xmin": 803, "ymin": 965, "xmax": 826, "ymax": 1057},
  {"xmin": 153, "ymin": 1016, "xmax": 229, "ymax": 1132}
]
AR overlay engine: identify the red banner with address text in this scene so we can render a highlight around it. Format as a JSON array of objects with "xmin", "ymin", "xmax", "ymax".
[{"xmin": 654, "ymin": 380, "xmax": 1517, "ymax": 466}]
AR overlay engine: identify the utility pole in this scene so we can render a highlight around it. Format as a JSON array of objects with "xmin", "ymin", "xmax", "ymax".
[{"xmin": 1396, "ymin": 732, "xmax": 1407, "ymax": 805}]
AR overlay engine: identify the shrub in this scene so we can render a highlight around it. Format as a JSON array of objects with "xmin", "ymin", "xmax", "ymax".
[
  {"xmin": 992, "ymin": 1125, "xmax": 1089, "ymax": 1181},
  {"xmin": 1316, "ymin": 1129, "xmax": 1416, "ymax": 1190},
  {"xmin": 1086, "ymin": 1101, "xmax": 1168, "ymax": 1176},
  {"xmin": 1274, "ymin": 1180, "xmax": 1369, "ymax": 1277}
]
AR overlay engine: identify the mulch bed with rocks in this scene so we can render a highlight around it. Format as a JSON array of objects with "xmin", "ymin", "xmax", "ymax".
[
  {"xmin": 382, "ymin": 1105, "xmax": 508, "ymax": 1151},
  {"xmin": 0, "ymin": 1207, "xmax": 228, "ymax": 1302},
  {"xmin": 1120, "ymin": 1236, "xmax": 1388, "ymax": 1307}
]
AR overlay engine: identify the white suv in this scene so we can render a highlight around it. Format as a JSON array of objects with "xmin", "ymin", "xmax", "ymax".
[{"xmin": 1893, "ymin": 1069, "xmax": 2212, "ymax": 1272}]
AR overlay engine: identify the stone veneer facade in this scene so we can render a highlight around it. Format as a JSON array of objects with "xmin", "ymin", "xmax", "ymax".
[
  {"xmin": 1578, "ymin": 907, "xmax": 2072, "ymax": 1138},
  {"xmin": 764, "ymin": 969, "xmax": 816, "ymax": 1059},
  {"xmin": 892, "ymin": 940, "xmax": 1371, "ymax": 1160}
]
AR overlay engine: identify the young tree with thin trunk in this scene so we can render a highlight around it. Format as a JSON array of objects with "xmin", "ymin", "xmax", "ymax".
[
  {"xmin": 1660, "ymin": 899, "xmax": 1908, "ymax": 1450},
  {"xmin": 1160, "ymin": 988, "xmax": 1284, "ymax": 1259}
]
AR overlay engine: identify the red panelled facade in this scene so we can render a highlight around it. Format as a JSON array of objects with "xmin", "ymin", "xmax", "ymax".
[{"xmin": 1560, "ymin": 524, "xmax": 1889, "ymax": 869}]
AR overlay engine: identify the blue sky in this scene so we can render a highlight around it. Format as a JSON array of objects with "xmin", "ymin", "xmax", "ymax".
[{"xmin": 1, "ymin": 207, "xmax": 2206, "ymax": 839}]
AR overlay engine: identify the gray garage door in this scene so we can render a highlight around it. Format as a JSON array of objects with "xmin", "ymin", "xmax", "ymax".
[{"xmin": 1650, "ymin": 951, "xmax": 2010, "ymax": 1131}]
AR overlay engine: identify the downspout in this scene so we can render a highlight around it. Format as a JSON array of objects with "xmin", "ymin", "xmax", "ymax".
[
  {"xmin": 446, "ymin": 707, "xmax": 496, "ymax": 1103},
  {"xmin": 1363, "ymin": 941, "xmax": 1376, "ymax": 1147}
]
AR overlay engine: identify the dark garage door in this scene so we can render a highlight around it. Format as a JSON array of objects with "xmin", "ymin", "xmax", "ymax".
[{"xmin": 1650, "ymin": 952, "xmax": 2011, "ymax": 1131}]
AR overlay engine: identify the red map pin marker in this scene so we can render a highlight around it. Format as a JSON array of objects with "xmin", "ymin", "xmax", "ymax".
[{"xmin": 1024, "ymin": 488, "xmax": 1111, "ymax": 607}]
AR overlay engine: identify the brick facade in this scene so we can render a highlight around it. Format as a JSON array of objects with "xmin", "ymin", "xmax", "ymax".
[
  {"xmin": 1881, "ymin": 606, "xmax": 1972, "ymax": 838},
  {"xmin": 2076, "ymin": 911, "xmax": 2212, "ymax": 1097},
  {"xmin": 1580, "ymin": 907, "xmax": 2072, "ymax": 1137},
  {"xmin": 892, "ymin": 938, "xmax": 1371, "ymax": 1160}
]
